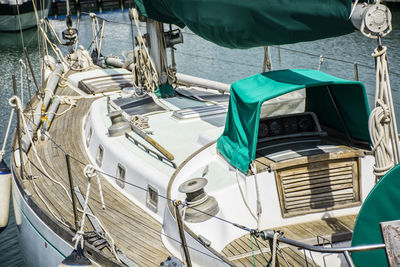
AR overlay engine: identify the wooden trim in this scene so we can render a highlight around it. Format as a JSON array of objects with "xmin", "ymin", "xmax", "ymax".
[{"xmin": 269, "ymin": 149, "xmax": 366, "ymax": 171}]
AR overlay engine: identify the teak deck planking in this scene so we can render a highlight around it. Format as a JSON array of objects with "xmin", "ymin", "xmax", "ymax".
[
  {"xmin": 18, "ymin": 75, "xmax": 171, "ymax": 266},
  {"xmin": 222, "ymin": 214, "xmax": 356, "ymax": 267}
]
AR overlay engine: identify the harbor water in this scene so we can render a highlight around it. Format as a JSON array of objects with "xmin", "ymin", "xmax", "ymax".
[{"xmin": 0, "ymin": 8, "xmax": 400, "ymax": 266}]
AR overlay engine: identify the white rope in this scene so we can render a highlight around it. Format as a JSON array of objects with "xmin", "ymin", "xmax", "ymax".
[
  {"xmin": 250, "ymin": 162, "xmax": 262, "ymax": 232},
  {"xmin": 19, "ymin": 59, "xmax": 26, "ymax": 104},
  {"xmin": 96, "ymin": 173, "xmax": 106, "ymax": 210},
  {"xmin": 235, "ymin": 168, "xmax": 258, "ymax": 222},
  {"xmin": 235, "ymin": 162, "xmax": 262, "ymax": 231},
  {"xmin": 76, "ymin": 165, "xmax": 120, "ymax": 261},
  {"xmin": 38, "ymin": 24, "xmax": 68, "ymax": 67},
  {"xmin": 129, "ymin": 114, "xmax": 149, "ymax": 130},
  {"xmin": 0, "ymin": 107, "xmax": 14, "ymax": 162},
  {"xmin": 73, "ymin": 165, "xmax": 95, "ymax": 250},
  {"xmin": 271, "ymin": 232, "xmax": 279, "ymax": 267},
  {"xmin": 368, "ymin": 45, "xmax": 400, "ymax": 179},
  {"xmin": 131, "ymin": 8, "xmax": 160, "ymax": 92}
]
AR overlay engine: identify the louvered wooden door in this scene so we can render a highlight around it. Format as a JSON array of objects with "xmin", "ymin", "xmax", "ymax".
[{"xmin": 275, "ymin": 157, "xmax": 361, "ymax": 217}]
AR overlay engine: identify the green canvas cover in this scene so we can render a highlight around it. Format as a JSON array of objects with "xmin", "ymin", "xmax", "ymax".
[
  {"xmin": 351, "ymin": 163, "xmax": 400, "ymax": 267},
  {"xmin": 217, "ymin": 69, "xmax": 370, "ymax": 173},
  {"xmin": 134, "ymin": 0, "xmax": 354, "ymax": 48}
]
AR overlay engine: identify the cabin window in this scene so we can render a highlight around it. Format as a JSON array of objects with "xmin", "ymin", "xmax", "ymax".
[
  {"xmin": 96, "ymin": 145, "xmax": 104, "ymax": 167},
  {"xmin": 116, "ymin": 164, "xmax": 126, "ymax": 188},
  {"xmin": 86, "ymin": 128, "xmax": 92, "ymax": 147},
  {"xmin": 146, "ymin": 185, "xmax": 158, "ymax": 212},
  {"xmin": 84, "ymin": 111, "xmax": 91, "ymax": 129}
]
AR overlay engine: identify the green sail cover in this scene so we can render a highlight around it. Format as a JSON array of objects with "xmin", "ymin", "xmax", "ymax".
[
  {"xmin": 217, "ymin": 69, "xmax": 370, "ymax": 173},
  {"xmin": 134, "ymin": 0, "xmax": 354, "ymax": 48},
  {"xmin": 351, "ymin": 163, "xmax": 400, "ymax": 267}
]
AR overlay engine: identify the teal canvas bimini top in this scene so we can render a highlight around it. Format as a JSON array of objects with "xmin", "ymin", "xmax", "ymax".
[
  {"xmin": 217, "ymin": 69, "xmax": 371, "ymax": 173},
  {"xmin": 134, "ymin": 0, "xmax": 354, "ymax": 48}
]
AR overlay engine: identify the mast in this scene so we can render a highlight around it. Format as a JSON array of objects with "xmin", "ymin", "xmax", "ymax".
[{"xmin": 146, "ymin": 20, "xmax": 163, "ymax": 76}]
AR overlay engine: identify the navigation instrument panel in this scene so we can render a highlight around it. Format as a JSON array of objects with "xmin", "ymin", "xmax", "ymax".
[{"xmin": 257, "ymin": 112, "xmax": 326, "ymax": 142}]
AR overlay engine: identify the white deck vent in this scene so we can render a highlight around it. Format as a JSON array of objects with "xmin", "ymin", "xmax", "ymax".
[{"xmin": 172, "ymin": 104, "xmax": 227, "ymax": 120}]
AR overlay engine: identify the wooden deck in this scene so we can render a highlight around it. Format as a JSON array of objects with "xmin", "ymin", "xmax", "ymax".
[
  {"xmin": 222, "ymin": 215, "xmax": 356, "ymax": 267},
  {"xmin": 17, "ymin": 75, "xmax": 171, "ymax": 266},
  {"xmin": 15, "ymin": 67, "xmax": 360, "ymax": 267}
]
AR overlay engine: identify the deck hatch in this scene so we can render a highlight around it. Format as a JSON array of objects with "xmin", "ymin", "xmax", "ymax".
[
  {"xmin": 172, "ymin": 104, "xmax": 227, "ymax": 120},
  {"xmin": 78, "ymin": 73, "xmax": 134, "ymax": 94},
  {"xmin": 275, "ymin": 158, "xmax": 361, "ymax": 217},
  {"xmin": 112, "ymin": 95, "xmax": 165, "ymax": 115}
]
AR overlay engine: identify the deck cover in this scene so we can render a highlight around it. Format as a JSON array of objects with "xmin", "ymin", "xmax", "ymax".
[
  {"xmin": 216, "ymin": 69, "xmax": 370, "ymax": 173},
  {"xmin": 134, "ymin": 0, "xmax": 354, "ymax": 48},
  {"xmin": 351, "ymin": 163, "xmax": 400, "ymax": 267}
]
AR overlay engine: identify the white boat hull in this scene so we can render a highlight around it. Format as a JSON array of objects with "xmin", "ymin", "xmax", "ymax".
[
  {"xmin": 0, "ymin": 0, "xmax": 51, "ymax": 32},
  {"xmin": 12, "ymin": 171, "xmax": 74, "ymax": 267}
]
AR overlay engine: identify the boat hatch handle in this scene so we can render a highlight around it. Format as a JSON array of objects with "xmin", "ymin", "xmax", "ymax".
[
  {"xmin": 125, "ymin": 133, "xmax": 176, "ymax": 168},
  {"xmin": 130, "ymin": 123, "xmax": 174, "ymax": 161}
]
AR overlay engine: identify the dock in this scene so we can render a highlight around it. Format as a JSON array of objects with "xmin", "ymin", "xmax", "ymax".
[{"xmin": 49, "ymin": 0, "xmax": 133, "ymax": 17}]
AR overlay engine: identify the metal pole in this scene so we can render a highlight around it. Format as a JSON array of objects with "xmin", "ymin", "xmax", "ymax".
[
  {"xmin": 173, "ymin": 200, "xmax": 192, "ymax": 267},
  {"xmin": 326, "ymin": 86, "xmax": 354, "ymax": 145},
  {"xmin": 12, "ymin": 75, "xmax": 24, "ymax": 180},
  {"xmin": 354, "ymin": 63, "xmax": 359, "ymax": 81},
  {"xmin": 23, "ymin": 48, "xmax": 40, "ymax": 93},
  {"xmin": 65, "ymin": 153, "xmax": 79, "ymax": 230},
  {"xmin": 261, "ymin": 230, "xmax": 385, "ymax": 253},
  {"xmin": 343, "ymin": 251, "xmax": 355, "ymax": 267}
]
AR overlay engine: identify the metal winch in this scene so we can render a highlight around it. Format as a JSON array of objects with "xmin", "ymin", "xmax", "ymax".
[
  {"xmin": 108, "ymin": 111, "xmax": 131, "ymax": 137},
  {"xmin": 350, "ymin": 2, "xmax": 392, "ymax": 39},
  {"xmin": 178, "ymin": 178, "xmax": 219, "ymax": 223}
]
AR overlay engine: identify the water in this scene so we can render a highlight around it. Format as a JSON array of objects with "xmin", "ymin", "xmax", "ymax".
[{"xmin": 0, "ymin": 8, "xmax": 400, "ymax": 266}]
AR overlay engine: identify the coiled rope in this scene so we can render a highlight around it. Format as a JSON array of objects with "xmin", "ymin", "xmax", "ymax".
[
  {"xmin": 130, "ymin": 8, "xmax": 160, "ymax": 92},
  {"xmin": 368, "ymin": 45, "xmax": 400, "ymax": 179}
]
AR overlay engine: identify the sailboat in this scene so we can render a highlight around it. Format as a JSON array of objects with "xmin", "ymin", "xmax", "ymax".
[
  {"xmin": 3, "ymin": 0, "xmax": 399, "ymax": 266},
  {"xmin": 0, "ymin": 0, "xmax": 52, "ymax": 31}
]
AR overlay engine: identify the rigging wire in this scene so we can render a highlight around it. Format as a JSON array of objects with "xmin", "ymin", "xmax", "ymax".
[
  {"xmin": 25, "ymin": 154, "xmax": 232, "ymax": 264},
  {"xmin": 42, "ymin": 131, "xmax": 253, "ymax": 233}
]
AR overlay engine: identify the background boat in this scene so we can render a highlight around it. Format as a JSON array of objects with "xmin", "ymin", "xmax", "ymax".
[{"xmin": 0, "ymin": 0, "xmax": 52, "ymax": 32}]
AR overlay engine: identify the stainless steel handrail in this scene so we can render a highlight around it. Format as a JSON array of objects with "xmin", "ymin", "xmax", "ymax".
[{"xmin": 260, "ymin": 230, "xmax": 386, "ymax": 267}]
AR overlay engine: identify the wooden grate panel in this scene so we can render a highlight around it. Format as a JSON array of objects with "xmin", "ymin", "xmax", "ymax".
[{"xmin": 276, "ymin": 158, "xmax": 361, "ymax": 217}]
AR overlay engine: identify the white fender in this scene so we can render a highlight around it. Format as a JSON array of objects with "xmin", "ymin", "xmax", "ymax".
[{"xmin": 0, "ymin": 159, "xmax": 11, "ymax": 233}]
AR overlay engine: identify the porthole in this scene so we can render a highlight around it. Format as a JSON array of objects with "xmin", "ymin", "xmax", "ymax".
[
  {"xmin": 86, "ymin": 128, "xmax": 92, "ymax": 147},
  {"xmin": 96, "ymin": 145, "xmax": 104, "ymax": 167},
  {"xmin": 146, "ymin": 185, "xmax": 158, "ymax": 212},
  {"xmin": 116, "ymin": 164, "xmax": 126, "ymax": 189},
  {"xmin": 84, "ymin": 111, "xmax": 91, "ymax": 129}
]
